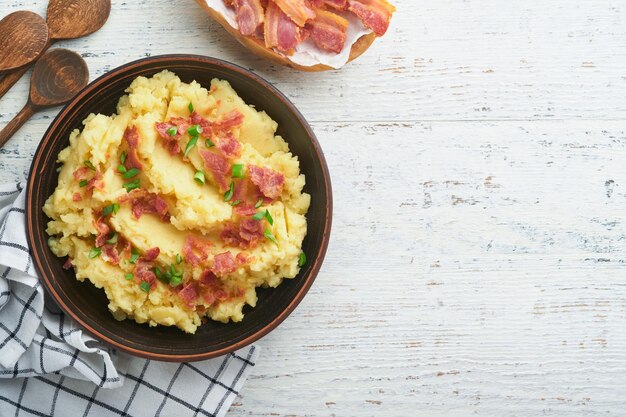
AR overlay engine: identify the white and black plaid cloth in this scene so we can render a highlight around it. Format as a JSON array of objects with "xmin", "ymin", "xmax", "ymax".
[{"xmin": 0, "ymin": 182, "xmax": 259, "ymax": 417}]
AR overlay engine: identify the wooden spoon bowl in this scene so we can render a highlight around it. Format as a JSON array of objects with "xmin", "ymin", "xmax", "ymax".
[
  {"xmin": 47, "ymin": 0, "xmax": 112, "ymax": 40},
  {"xmin": 30, "ymin": 48, "xmax": 89, "ymax": 107},
  {"xmin": 0, "ymin": 11, "xmax": 49, "ymax": 72}
]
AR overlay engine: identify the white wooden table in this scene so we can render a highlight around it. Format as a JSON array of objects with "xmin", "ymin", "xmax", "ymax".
[{"xmin": 2, "ymin": 1, "xmax": 626, "ymax": 415}]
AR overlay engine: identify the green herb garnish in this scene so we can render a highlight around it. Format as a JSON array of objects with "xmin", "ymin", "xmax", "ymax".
[
  {"xmin": 113, "ymin": 203, "xmax": 120, "ymax": 214},
  {"xmin": 120, "ymin": 151, "xmax": 127, "ymax": 164},
  {"xmin": 254, "ymin": 198, "xmax": 263, "ymax": 209},
  {"xmin": 79, "ymin": 180, "xmax": 88, "ymax": 187},
  {"xmin": 125, "ymin": 273, "xmax": 134, "ymax": 280},
  {"xmin": 184, "ymin": 136, "xmax": 198, "ymax": 158},
  {"xmin": 194, "ymin": 170, "xmax": 205, "ymax": 185},
  {"xmin": 88, "ymin": 247, "xmax": 101, "ymax": 259},
  {"xmin": 166, "ymin": 126, "xmax": 178, "ymax": 136},
  {"xmin": 106, "ymin": 232, "xmax": 118, "ymax": 244},
  {"xmin": 231, "ymin": 164, "xmax": 244, "ymax": 179},
  {"xmin": 122, "ymin": 168, "xmax": 140, "ymax": 179},
  {"xmin": 223, "ymin": 182, "xmax": 234, "ymax": 201},
  {"xmin": 129, "ymin": 248, "xmax": 140, "ymax": 264},
  {"xmin": 187, "ymin": 124, "xmax": 203, "ymax": 137},
  {"xmin": 264, "ymin": 209, "xmax": 274, "ymax": 225},
  {"xmin": 264, "ymin": 229, "xmax": 277, "ymax": 244},
  {"xmin": 139, "ymin": 281, "xmax": 150, "ymax": 293},
  {"xmin": 102, "ymin": 204, "xmax": 117, "ymax": 216},
  {"xmin": 169, "ymin": 275, "xmax": 183, "ymax": 287},
  {"xmin": 176, "ymin": 253, "xmax": 182, "ymax": 264},
  {"xmin": 84, "ymin": 160, "xmax": 96, "ymax": 171},
  {"xmin": 123, "ymin": 180, "xmax": 140, "ymax": 192},
  {"xmin": 298, "ymin": 251, "xmax": 306, "ymax": 267},
  {"xmin": 252, "ymin": 211, "xmax": 264, "ymax": 221},
  {"xmin": 117, "ymin": 164, "xmax": 127, "ymax": 174},
  {"xmin": 188, "ymin": 102, "xmax": 194, "ymax": 113},
  {"xmin": 205, "ymin": 139, "xmax": 215, "ymax": 148},
  {"xmin": 230, "ymin": 199, "xmax": 242, "ymax": 206}
]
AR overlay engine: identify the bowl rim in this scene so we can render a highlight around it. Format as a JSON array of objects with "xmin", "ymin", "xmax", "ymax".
[{"xmin": 26, "ymin": 54, "xmax": 333, "ymax": 361}]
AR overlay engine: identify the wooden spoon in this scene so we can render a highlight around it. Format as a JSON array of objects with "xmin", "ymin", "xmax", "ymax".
[
  {"xmin": 0, "ymin": 49, "xmax": 89, "ymax": 149},
  {"xmin": 0, "ymin": 11, "xmax": 49, "ymax": 72},
  {"xmin": 0, "ymin": 0, "xmax": 109, "ymax": 99}
]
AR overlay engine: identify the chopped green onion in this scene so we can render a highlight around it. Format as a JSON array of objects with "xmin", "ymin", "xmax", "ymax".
[
  {"xmin": 166, "ymin": 126, "xmax": 178, "ymax": 136},
  {"xmin": 230, "ymin": 199, "xmax": 242, "ymax": 206},
  {"xmin": 84, "ymin": 160, "xmax": 96, "ymax": 171},
  {"xmin": 298, "ymin": 251, "xmax": 306, "ymax": 267},
  {"xmin": 184, "ymin": 136, "xmax": 198, "ymax": 158},
  {"xmin": 139, "ymin": 281, "xmax": 150, "ymax": 293},
  {"xmin": 187, "ymin": 124, "xmax": 203, "ymax": 137},
  {"xmin": 117, "ymin": 164, "xmax": 127, "ymax": 174},
  {"xmin": 264, "ymin": 229, "xmax": 278, "ymax": 244},
  {"xmin": 169, "ymin": 264, "xmax": 179, "ymax": 277},
  {"xmin": 154, "ymin": 267, "xmax": 169, "ymax": 284},
  {"xmin": 102, "ymin": 204, "xmax": 116, "ymax": 216},
  {"xmin": 223, "ymin": 182, "xmax": 234, "ymax": 201},
  {"xmin": 123, "ymin": 168, "xmax": 140, "ymax": 179},
  {"xmin": 188, "ymin": 102, "xmax": 194, "ymax": 113},
  {"xmin": 120, "ymin": 151, "xmax": 127, "ymax": 164},
  {"xmin": 205, "ymin": 139, "xmax": 215, "ymax": 148},
  {"xmin": 106, "ymin": 232, "xmax": 118, "ymax": 244},
  {"xmin": 125, "ymin": 273, "xmax": 134, "ymax": 280},
  {"xmin": 88, "ymin": 247, "xmax": 101, "ymax": 259},
  {"xmin": 176, "ymin": 253, "xmax": 182, "ymax": 264},
  {"xmin": 123, "ymin": 180, "xmax": 141, "ymax": 192},
  {"xmin": 194, "ymin": 170, "xmax": 205, "ymax": 184},
  {"xmin": 231, "ymin": 164, "xmax": 244, "ymax": 178},
  {"xmin": 252, "ymin": 211, "xmax": 264, "ymax": 221},
  {"xmin": 254, "ymin": 198, "xmax": 263, "ymax": 209},
  {"xmin": 169, "ymin": 275, "xmax": 183, "ymax": 287},
  {"xmin": 129, "ymin": 248, "xmax": 140, "ymax": 264},
  {"xmin": 265, "ymin": 209, "xmax": 274, "ymax": 225},
  {"xmin": 79, "ymin": 180, "xmax": 88, "ymax": 187},
  {"xmin": 113, "ymin": 203, "xmax": 120, "ymax": 214}
]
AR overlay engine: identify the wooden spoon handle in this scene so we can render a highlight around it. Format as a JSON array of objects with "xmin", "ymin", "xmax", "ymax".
[
  {"xmin": 0, "ymin": 67, "xmax": 29, "ymax": 99},
  {"xmin": 0, "ymin": 102, "xmax": 36, "ymax": 149},
  {"xmin": 0, "ymin": 40, "xmax": 52, "ymax": 100}
]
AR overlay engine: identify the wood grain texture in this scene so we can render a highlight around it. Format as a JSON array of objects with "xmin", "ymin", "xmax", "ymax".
[{"xmin": 1, "ymin": 0, "xmax": 626, "ymax": 415}]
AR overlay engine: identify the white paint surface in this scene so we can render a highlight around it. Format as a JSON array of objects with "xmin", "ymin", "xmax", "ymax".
[{"xmin": 1, "ymin": 1, "xmax": 626, "ymax": 416}]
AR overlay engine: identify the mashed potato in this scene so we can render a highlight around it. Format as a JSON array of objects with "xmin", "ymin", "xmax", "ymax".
[{"xmin": 44, "ymin": 70, "xmax": 310, "ymax": 334}]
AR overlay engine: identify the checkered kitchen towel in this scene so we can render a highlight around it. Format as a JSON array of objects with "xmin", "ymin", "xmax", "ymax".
[{"xmin": 0, "ymin": 182, "xmax": 259, "ymax": 417}]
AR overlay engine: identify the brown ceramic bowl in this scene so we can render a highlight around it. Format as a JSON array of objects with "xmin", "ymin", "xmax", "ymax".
[{"xmin": 26, "ymin": 55, "xmax": 332, "ymax": 362}]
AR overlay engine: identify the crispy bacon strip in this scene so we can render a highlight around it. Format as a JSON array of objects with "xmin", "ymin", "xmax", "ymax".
[
  {"xmin": 101, "ymin": 244, "xmax": 120, "ymax": 265},
  {"xmin": 154, "ymin": 121, "xmax": 182, "ymax": 155},
  {"xmin": 199, "ymin": 150, "xmax": 231, "ymax": 192},
  {"xmin": 121, "ymin": 189, "xmax": 170, "ymax": 222},
  {"xmin": 213, "ymin": 110, "xmax": 244, "ymax": 133},
  {"xmin": 178, "ymin": 281, "xmax": 200, "ymax": 308},
  {"xmin": 199, "ymin": 270, "xmax": 229, "ymax": 305},
  {"xmin": 134, "ymin": 247, "xmax": 160, "ymax": 289},
  {"xmin": 248, "ymin": 165, "xmax": 285, "ymax": 199},
  {"xmin": 93, "ymin": 214, "xmax": 110, "ymax": 248},
  {"xmin": 124, "ymin": 126, "xmax": 143, "ymax": 170},
  {"xmin": 212, "ymin": 251, "xmax": 247, "ymax": 276},
  {"xmin": 72, "ymin": 192, "xmax": 82, "ymax": 202},
  {"xmin": 322, "ymin": 0, "xmax": 347, "ymax": 9},
  {"xmin": 274, "ymin": 0, "xmax": 316, "ymax": 26},
  {"xmin": 265, "ymin": 0, "xmax": 304, "ymax": 54},
  {"xmin": 220, "ymin": 219, "xmax": 264, "ymax": 249},
  {"xmin": 233, "ymin": 0, "xmax": 265, "ymax": 36},
  {"xmin": 306, "ymin": 8, "xmax": 348, "ymax": 53},
  {"xmin": 73, "ymin": 167, "xmax": 89, "ymax": 181},
  {"xmin": 183, "ymin": 234, "xmax": 213, "ymax": 267},
  {"xmin": 216, "ymin": 133, "xmax": 242, "ymax": 158},
  {"xmin": 347, "ymin": 0, "xmax": 395, "ymax": 36}
]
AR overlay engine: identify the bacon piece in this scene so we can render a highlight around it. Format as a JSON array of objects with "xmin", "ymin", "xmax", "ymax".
[
  {"xmin": 213, "ymin": 110, "xmax": 244, "ymax": 133},
  {"xmin": 273, "ymin": 0, "xmax": 316, "ymax": 26},
  {"xmin": 212, "ymin": 251, "xmax": 240, "ymax": 276},
  {"xmin": 178, "ymin": 281, "xmax": 200, "ymax": 308},
  {"xmin": 120, "ymin": 239, "xmax": 132, "ymax": 260},
  {"xmin": 234, "ymin": 204, "xmax": 257, "ymax": 216},
  {"xmin": 233, "ymin": 0, "xmax": 265, "ymax": 36},
  {"xmin": 72, "ymin": 192, "xmax": 82, "ymax": 202},
  {"xmin": 248, "ymin": 165, "xmax": 285, "ymax": 199},
  {"xmin": 199, "ymin": 270, "xmax": 229, "ymax": 305},
  {"xmin": 122, "ymin": 189, "xmax": 170, "ymax": 222},
  {"xmin": 134, "ymin": 247, "xmax": 160, "ymax": 289},
  {"xmin": 73, "ymin": 167, "xmax": 89, "ymax": 181},
  {"xmin": 101, "ymin": 244, "xmax": 120, "ymax": 265},
  {"xmin": 320, "ymin": 0, "xmax": 347, "ymax": 9},
  {"xmin": 220, "ymin": 219, "xmax": 264, "ymax": 249},
  {"xmin": 86, "ymin": 170, "xmax": 104, "ymax": 192},
  {"xmin": 169, "ymin": 116, "xmax": 191, "ymax": 133},
  {"xmin": 265, "ymin": 0, "xmax": 304, "ymax": 54},
  {"xmin": 183, "ymin": 234, "xmax": 213, "ymax": 267},
  {"xmin": 347, "ymin": 0, "xmax": 394, "ymax": 36},
  {"xmin": 306, "ymin": 9, "xmax": 348, "ymax": 53},
  {"xmin": 124, "ymin": 126, "xmax": 143, "ymax": 170},
  {"xmin": 199, "ymin": 150, "xmax": 231, "ymax": 192},
  {"xmin": 93, "ymin": 215, "xmax": 110, "ymax": 248},
  {"xmin": 62, "ymin": 257, "xmax": 72, "ymax": 270},
  {"xmin": 216, "ymin": 133, "xmax": 242, "ymax": 158},
  {"xmin": 155, "ymin": 121, "xmax": 182, "ymax": 155}
]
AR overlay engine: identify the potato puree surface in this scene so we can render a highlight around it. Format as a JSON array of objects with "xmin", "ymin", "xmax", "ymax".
[{"xmin": 44, "ymin": 70, "xmax": 310, "ymax": 333}]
